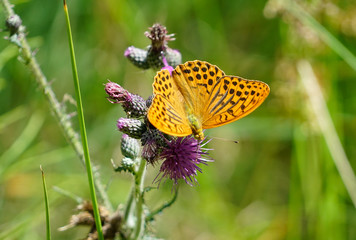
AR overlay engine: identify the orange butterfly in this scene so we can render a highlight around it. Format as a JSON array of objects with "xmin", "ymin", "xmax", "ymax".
[{"xmin": 147, "ymin": 60, "xmax": 270, "ymax": 140}]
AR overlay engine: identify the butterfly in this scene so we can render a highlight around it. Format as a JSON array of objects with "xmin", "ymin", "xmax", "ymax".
[{"xmin": 147, "ymin": 60, "xmax": 270, "ymax": 140}]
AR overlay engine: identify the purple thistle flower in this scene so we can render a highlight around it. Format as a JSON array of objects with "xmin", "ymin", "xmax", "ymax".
[{"xmin": 155, "ymin": 136, "xmax": 213, "ymax": 186}]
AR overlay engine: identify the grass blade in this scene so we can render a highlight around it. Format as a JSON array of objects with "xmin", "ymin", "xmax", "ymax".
[
  {"xmin": 63, "ymin": 1, "xmax": 104, "ymax": 239},
  {"xmin": 40, "ymin": 166, "xmax": 51, "ymax": 240}
]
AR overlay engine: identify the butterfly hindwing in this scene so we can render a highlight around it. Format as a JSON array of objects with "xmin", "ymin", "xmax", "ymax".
[
  {"xmin": 202, "ymin": 76, "xmax": 270, "ymax": 128},
  {"xmin": 148, "ymin": 69, "xmax": 192, "ymax": 136}
]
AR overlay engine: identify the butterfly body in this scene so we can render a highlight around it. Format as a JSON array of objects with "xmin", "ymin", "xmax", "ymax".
[{"xmin": 147, "ymin": 60, "xmax": 270, "ymax": 140}]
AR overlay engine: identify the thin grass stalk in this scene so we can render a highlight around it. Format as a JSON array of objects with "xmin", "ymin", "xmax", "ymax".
[
  {"xmin": 284, "ymin": 0, "xmax": 356, "ymax": 72},
  {"xmin": 297, "ymin": 60, "xmax": 356, "ymax": 207},
  {"xmin": 63, "ymin": 1, "xmax": 104, "ymax": 239},
  {"xmin": 40, "ymin": 166, "xmax": 51, "ymax": 240}
]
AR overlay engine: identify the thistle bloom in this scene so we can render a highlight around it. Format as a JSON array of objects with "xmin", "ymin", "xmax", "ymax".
[
  {"xmin": 155, "ymin": 136, "xmax": 212, "ymax": 186},
  {"xmin": 124, "ymin": 23, "xmax": 182, "ymax": 70}
]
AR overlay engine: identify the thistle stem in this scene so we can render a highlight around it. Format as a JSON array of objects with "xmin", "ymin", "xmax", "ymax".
[
  {"xmin": 124, "ymin": 187, "xmax": 134, "ymax": 223},
  {"xmin": 133, "ymin": 158, "xmax": 147, "ymax": 240},
  {"xmin": 145, "ymin": 188, "xmax": 178, "ymax": 222}
]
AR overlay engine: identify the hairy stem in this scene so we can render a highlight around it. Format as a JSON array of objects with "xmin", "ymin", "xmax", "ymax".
[
  {"xmin": 124, "ymin": 187, "xmax": 134, "ymax": 223},
  {"xmin": 0, "ymin": 0, "xmax": 113, "ymax": 212},
  {"xmin": 133, "ymin": 158, "xmax": 147, "ymax": 240},
  {"xmin": 145, "ymin": 188, "xmax": 178, "ymax": 222}
]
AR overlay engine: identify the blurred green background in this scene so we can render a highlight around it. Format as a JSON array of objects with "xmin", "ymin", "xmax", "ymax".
[{"xmin": 1, "ymin": 0, "xmax": 356, "ymax": 239}]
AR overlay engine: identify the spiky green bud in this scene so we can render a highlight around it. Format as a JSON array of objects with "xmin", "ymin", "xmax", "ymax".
[
  {"xmin": 121, "ymin": 134, "xmax": 141, "ymax": 159},
  {"xmin": 124, "ymin": 46, "xmax": 150, "ymax": 69},
  {"xmin": 117, "ymin": 118, "xmax": 146, "ymax": 139}
]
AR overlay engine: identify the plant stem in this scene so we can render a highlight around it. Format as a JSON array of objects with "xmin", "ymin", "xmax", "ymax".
[
  {"xmin": 63, "ymin": 1, "xmax": 103, "ymax": 239},
  {"xmin": 124, "ymin": 187, "xmax": 135, "ymax": 222},
  {"xmin": 133, "ymin": 158, "xmax": 147, "ymax": 240},
  {"xmin": 145, "ymin": 188, "xmax": 178, "ymax": 222},
  {"xmin": 0, "ymin": 0, "xmax": 113, "ymax": 212}
]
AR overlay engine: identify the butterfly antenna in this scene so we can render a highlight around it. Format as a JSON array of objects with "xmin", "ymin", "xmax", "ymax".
[{"xmin": 209, "ymin": 136, "xmax": 239, "ymax": 144}]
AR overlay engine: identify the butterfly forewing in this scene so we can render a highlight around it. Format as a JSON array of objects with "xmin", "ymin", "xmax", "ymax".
[
  {"xmin": 172, "ymin": 60, "xmax": 225, "ymax": 119},
  {"xmin": 148, "ymin": 69, "xmax": 192, "ymax": 136},
  {"xmin": 202, "ymin": 76, "xmax": 270, "ymax": 128}
]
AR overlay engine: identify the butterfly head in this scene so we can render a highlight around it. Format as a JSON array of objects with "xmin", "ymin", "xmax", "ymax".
[{"xmin": 193, "ymin": 130, "xmax": 204, "ymax": 141}]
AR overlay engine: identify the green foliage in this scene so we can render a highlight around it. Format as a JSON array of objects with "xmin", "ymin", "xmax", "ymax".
[{"xmin": 1, "ymin": 0, "xmax": 356, "ymax": 239}]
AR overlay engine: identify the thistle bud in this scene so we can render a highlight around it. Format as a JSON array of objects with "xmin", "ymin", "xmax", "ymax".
[
  {"xmin": 117, "ymin": 118, "xmax": 146, "ymax": 139},
  {"xmin": 121, "ymin": 134, "xmax": 140, "ymax": 159},
  {"xmin": 105, "ymin": 81, "xmax": 147, "ymax": 118}
]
